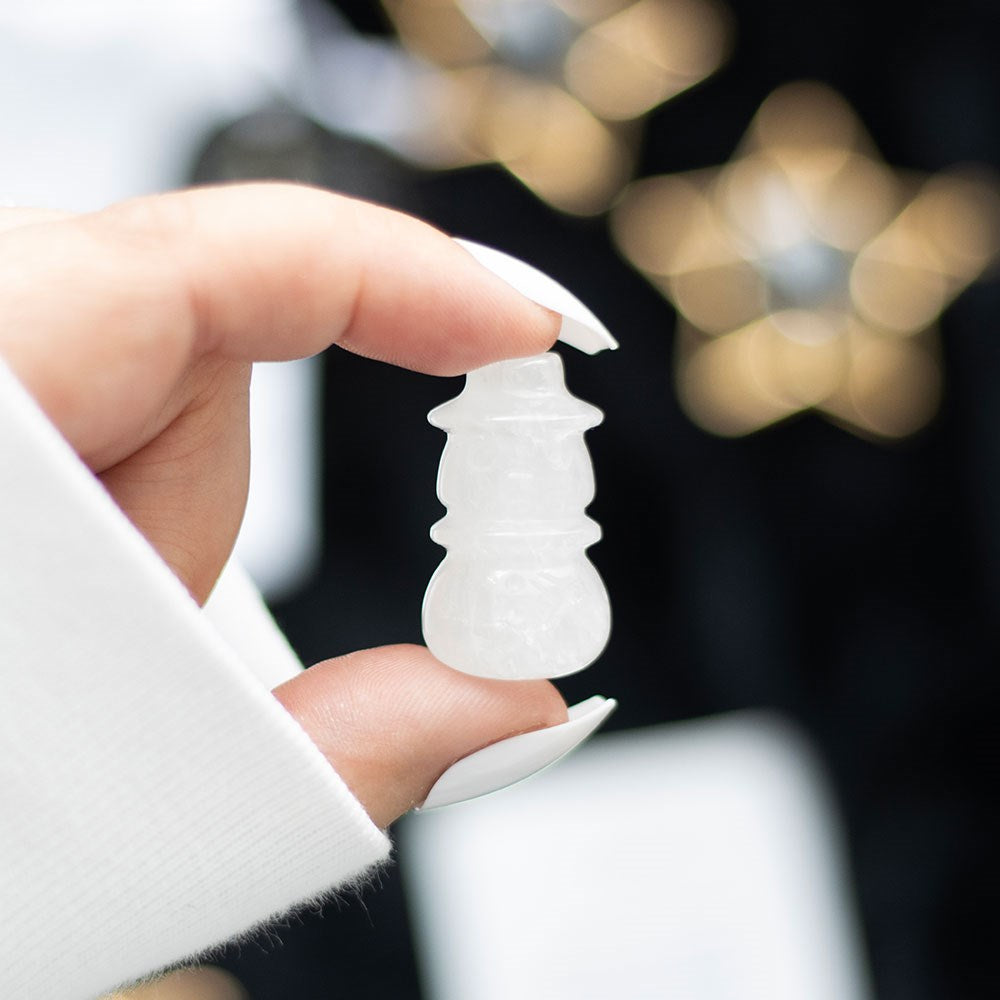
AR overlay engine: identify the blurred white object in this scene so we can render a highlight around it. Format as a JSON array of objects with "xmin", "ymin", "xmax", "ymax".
[
  {"xmin": 0, "ymin": 0, "xmax": 319, "ymax": 600},
  {"xmin": 402, "ymin": 712, "xmax": 873, "ymax": 1000},
  {"xmin": 241, "ymin": 359, "xmax": 322, "ymax": 599},
  {"xmin": 0, "ymin": 0, "xmax": 299, "ymax": 211},
  {"xmin": 423, "ymin": 353, "xmax": 610, "ymax": 678},
  {"xmin": 420, "ymin": 695, "xmax": 616, "ymax": 810}
]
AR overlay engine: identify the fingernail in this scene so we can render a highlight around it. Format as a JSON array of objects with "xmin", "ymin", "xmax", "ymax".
[
  {"xmin": 454, "ymin": 239, "xmax": 619, "ymax": 355},
  {"xmin": 417, "ymin": 695, "xmax": 617, "ymax": 811}
]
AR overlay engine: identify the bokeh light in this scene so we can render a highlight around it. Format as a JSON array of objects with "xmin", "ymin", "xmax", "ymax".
[
  {"xmin": 381, "ymin": 0, "xmax": 731, "ymax": 214},
  {"xmin": 611, "ymin": 81, "xmax": 1000, "ymax": 438}
]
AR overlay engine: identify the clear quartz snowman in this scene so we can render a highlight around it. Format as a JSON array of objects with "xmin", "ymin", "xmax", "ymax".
[{"xmin": 422, "ymin": 351, "xmax": 611, "ymax": 679}]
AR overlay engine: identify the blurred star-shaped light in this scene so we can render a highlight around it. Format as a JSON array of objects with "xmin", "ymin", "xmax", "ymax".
[
  {"xmin": 381, "ymin": 0, "xmax": 731, "ymax": 214},
  {"xmin": 611, "ymin": 81, "xmax": 1000, "ymax": 438}
]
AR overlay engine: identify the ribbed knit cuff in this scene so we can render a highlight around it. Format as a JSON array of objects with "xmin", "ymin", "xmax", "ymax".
[{"xmin": 0, "ymin": 359, "xmax": 391, "ymax": 999}]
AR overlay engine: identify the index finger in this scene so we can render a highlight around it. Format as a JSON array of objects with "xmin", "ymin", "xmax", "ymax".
[
  {"xmin": 0, "ymin": 183, "xmax": 559, "ymax": 450},
  {"xmin": 93, "ymin": 183, "xmax": 560, "ymax": 370}
]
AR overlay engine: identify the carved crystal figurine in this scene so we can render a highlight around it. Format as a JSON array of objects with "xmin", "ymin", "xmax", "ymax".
[{"xmin": 422, "ymin": 352, "xmax": 611, "ymax": 679}]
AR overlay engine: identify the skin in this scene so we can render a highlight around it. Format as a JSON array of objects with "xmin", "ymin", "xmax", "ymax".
[{"xmin": 0, "ymin": 182, "xmax": 568, "ymax": 830}]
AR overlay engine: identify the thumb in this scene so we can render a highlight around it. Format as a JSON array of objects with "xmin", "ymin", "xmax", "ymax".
[{"xmin": 273, "ymin": 644, "xmax": 568, "ymax": 829}]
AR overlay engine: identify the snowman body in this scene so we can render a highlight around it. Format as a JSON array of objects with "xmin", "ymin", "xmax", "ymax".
[{"xmin": 422, "ymin": 352, "xmax": 610, "ymax": 679}]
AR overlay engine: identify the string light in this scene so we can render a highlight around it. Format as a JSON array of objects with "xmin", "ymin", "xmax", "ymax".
[
  {"xmin": 381, "ymin": 0, "xmax": 731, "ymax": 214},
  {"xmin": 611, "ymin": 81, "xmax": 1000, "ymax": 438}
]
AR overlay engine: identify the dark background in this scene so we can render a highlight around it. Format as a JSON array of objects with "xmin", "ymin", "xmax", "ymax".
[{"xmin": 195, "ymin": 1, "xmax": 1000, "ymax": 997}]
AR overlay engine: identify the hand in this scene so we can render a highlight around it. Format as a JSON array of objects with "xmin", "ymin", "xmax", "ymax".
[{"xmin": 0, "ymin": 183, "xmax": 567, "ymax": 828}]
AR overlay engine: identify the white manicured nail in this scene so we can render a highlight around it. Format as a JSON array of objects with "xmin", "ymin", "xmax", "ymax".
[
  {"xmin": 455, "ymin": 239, "xmax": 619, "ymax": 355},
  {"xmin": 418, "ymin": 696, "xmax": 617, "ymax": 811}
]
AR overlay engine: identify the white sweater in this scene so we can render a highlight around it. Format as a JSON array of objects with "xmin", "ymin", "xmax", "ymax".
[{"xmin": 0, "ymin": 360, "xmax": 391, "ymax": 999}]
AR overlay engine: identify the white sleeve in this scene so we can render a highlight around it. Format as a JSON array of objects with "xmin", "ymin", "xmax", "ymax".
[
  {"xmin": 203, "ymin": 558, "xmax": 307, "ymax": 689},
  {"xmin": 0, "ymin": 360, "xmax": 391, "ymax": 999}
]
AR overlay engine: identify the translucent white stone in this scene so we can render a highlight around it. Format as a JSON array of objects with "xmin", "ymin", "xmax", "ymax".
[{"xmin": 422, "ymin": 352, "xmax": 611, "ymax": 679}]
